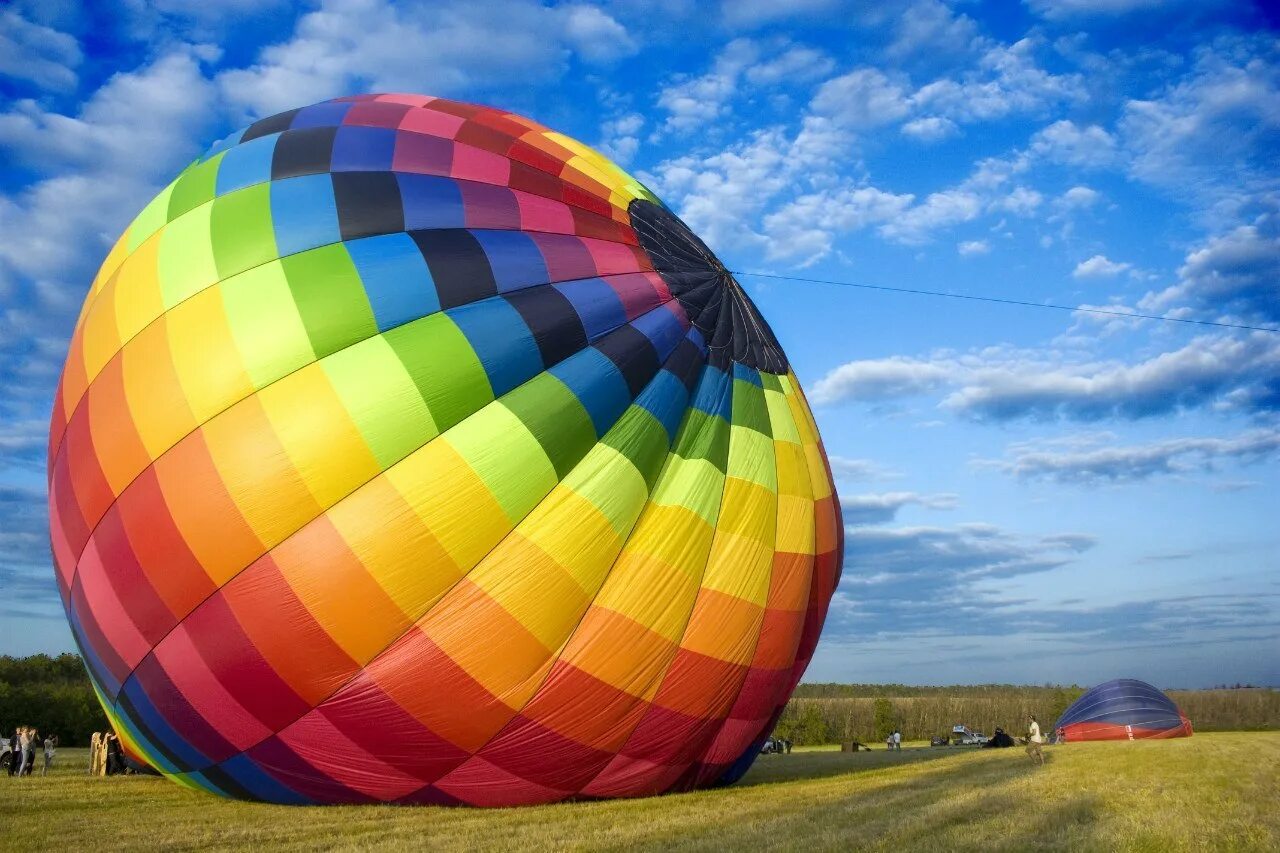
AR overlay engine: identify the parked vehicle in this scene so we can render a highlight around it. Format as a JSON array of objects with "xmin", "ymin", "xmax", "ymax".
[
  {"xmin": 930, "ymin": 735, "xmax": 951, "ymax": 746},
  {"xmin": 951, "ymin": 725, "xmax": 990, "ymax": 746}
]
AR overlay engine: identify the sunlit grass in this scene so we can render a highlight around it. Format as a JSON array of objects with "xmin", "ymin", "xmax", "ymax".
[{"xmin": 6, "ymin": 732, "xmax": 1276, "ymax": 851}]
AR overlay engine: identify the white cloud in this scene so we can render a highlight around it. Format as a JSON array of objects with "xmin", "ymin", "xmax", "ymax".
[
  {"xmin": 762, "ymin": 185, "xmax": 915, "ymax": 263},
  {"xmin": 598, "ymin": 112, "xmax": 644, "ymax": 164},
  {"xmin": 0, "ymin": 9, "xmax": 82, "ymax": 91},
  {"xmin": 879, "ymin": 189, "xmax": 982, "ymax": 244},
  {"xmin": 562, "ymin": 5, "xmax": 638, "ymax": 63},
  {"xmin": 1030, "ymin": 119, "xmax": 1118, "ymax": 167},
  {"xmin": 1141, "ymin": 225, "xmax": 1280, "ymax": 324},
  {"xmin": 901, "ymin": 116, "xmax": 958, "ymax": 142},
  {"xmin": 827, "ymin": 456, "xmax": 899, "ymax": 482},
  {"xmin": 812, "ymin": 357, "xmax": 953, "ymax": 404},
  {"xmin": 993, "ymin": 186, "xmax": 1044, "ymax": 216},
  {"xmin": 958, "ymin": 239, "xmax": 991, "ymax": 256},
  {"xmin": 886, "ymin": 0, "xmax": 980, "ymax": 59},
  {"xmin": 1060, "ymin": 186, "xmax": 1101, "ymax": 208},
  {"xmin": 1073, "ymin": 254, "xmax": 1131, "ymax": 277},
  {"xmin": 814, "ymin": 333, "xmax": 1280, "ymax": 421},
  {"xmin": 1118, "ymin": 37, "xmax": 1280, "ymax": 217},
  {"xmin": 744, "ymin": 46, "xmax": 836, "ymax": 86},
  {"xmin": 1025, "ymin": 0, "xmax": 1180, "ymax": 20},
  {"xmin": 910, "ymin": 38, "xmax": 1086, "ymax": 123},
  {"xmin": 810, "ymin": 67, "xmax": 912, "ymax": 129},
  {"xmin": 841, "ymin": 491, "xmax": 960, "ymax": 525},
  {"xmin": 720, "ymin": 0, "xmax": 842, "ymax": 28},
  {"xmin": 989, "ymin": 429, "xmax": 1280, "ymax": 484},
  {"xmin": 218, "ymin": 0, "xmax": 633, "ymax": 119}
]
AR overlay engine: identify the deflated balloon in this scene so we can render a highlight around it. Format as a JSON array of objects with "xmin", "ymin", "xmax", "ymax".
[{"xmin": 48, "ymin": 95, "xmax": 843, "ymax": 805}]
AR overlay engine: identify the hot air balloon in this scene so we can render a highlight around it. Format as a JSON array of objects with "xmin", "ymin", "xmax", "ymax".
[
  {"xmin": 47, "ymin": 95, "xmax": 843, "ymax": 805},
  {"xmin": 1055, "ymin": 679, "xmax": 1193, "ymax": 742}
]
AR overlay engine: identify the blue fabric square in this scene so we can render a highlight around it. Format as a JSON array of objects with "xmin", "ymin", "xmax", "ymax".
[
  {"xmin": 270, "ymin": 174, "xmax": 341, "ymax": 258},
  {"xmin": 331, "ymin": 125, "xmax": 396, "ymax": 172},
  {"xmin": 215, "ymin": 133, "xmax": 279, "ymax": 196},
  {"xmin": 397, "ymin": 174, "xmax": 465, "ymax": 230},
  {"xmin": 291, "ymin": 101, "xmax": 353, "ymax": 129},
  {"xmin": 447, "ymin": 298, "xmax": 541, "ymax": 398},
  {"xmin": 472, "ymin": 231, "xmax": 549, "ymax": 293},
  {"xmin": 554, "ymin": 277, "xmax": 627, "ymax": 341},
  {"xmin": 346, "ymin": 233, "xmax": 440, "ymax": 332},
  {"xmin": 690, "ymin": 364, "xmax": 732, "ymax": 421},
  {"xmin": 551, "ymin": 347, "xmax": 632, "ymax": 437},
  {"xmin": 630, "ymin": 304, "xmax": 686, "ymax": 362}
]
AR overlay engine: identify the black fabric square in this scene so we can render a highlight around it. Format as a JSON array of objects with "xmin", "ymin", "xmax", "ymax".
[
  {"xmin": 241, "ymin": 109, "xmax": 300, "ymax": 142},
  {"xmin": 332, "ymin": 171, "xmax": 405, "ymax": 241},
  {"xmin": 504, "ymin": 286, "xmax": 588, "ymax": 368},
  {"xmin": 595, "ymin": 324, "xmax": 660, "ymax": 398},
  {"xmin": 665, "ymin": 337, "xmax": 706, "ymax": 394},
  {"xmin": 411, "ymin": 230, "xmax": 497, "ymax": 309},
  {"xmin": 271, "ymin": 126, "xmax": 338, "ymax": 180}
]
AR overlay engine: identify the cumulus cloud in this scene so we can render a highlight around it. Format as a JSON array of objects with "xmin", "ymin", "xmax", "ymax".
[
  {"xmin": 901, "ymin": 116, "xmax": 958, "ymax": 141},
  {"xmin": 886, "ymin": 0, "xmax": 980, "ymax": 60},
  {"xmin": 762, "ymin": 185, "xmax": 915, "ymax": 263},
  {"xmin": 1026, "ymin": 0, "xmax": 1199, "ymax": 21},
  {"xmin": 958, "ymin": 239, "xmax": 990, "ymax": 256},
  {"xmin": 813, "ymin": 333, "xmax": 1280, "ymax": 420},
  {"xmin": 1119, "ymin": 37, "xmax": 1280, "ymax": 216},
  {"xmin": 841, "ymin": 491, "xmax": 959, "ymax": 525},
  {"xmin": 218, "ymin": 0, "xmax": 634, "ymax": 119},
  {"xmin": 810, "ymin": 67, "xmax": 913, "ymax": 128},
  {"xmin": 744, "ymin": 46, "xmax": 836, "ymax": 86},
  {"xmin": 1073, "ymin": 254, "xmax": 1131, "ymax": 277},
  {"xmin": 909, "ymin": 38, "xmax": 1086, "ymax": 123},
  {"xmin": 0, "ymin": 9, "xmax": 83, "ymax": 91},
  {"xmin": 720, "ymin": 0, "xmax": 843, "ymax": 28},
  {"xmin": 987, "ymin": 429, "xmax": 1280, "ymax": 484},
  {"xmin": 1030, "ymin": 119, "xmax": 1118, "ymax": 167},
  {"xmin": 1141, "ymin": 225, "xmax": 1280, "ymax": 324},
  {"xmin": 812, "ymin": 356, "xmax": 954, "ymax": 405},
  {"xmin": 1059, "ymin": 185, "xmax": 1101, "ymax": 208},
  {"xmin": 828, "ymin": 456, "xmax": 900, "ymax": 482}
]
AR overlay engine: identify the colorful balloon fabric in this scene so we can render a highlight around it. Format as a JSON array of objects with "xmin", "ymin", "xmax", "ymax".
[
  {"xmin": 47, "ymin": 94, "xmax": 843, "ymax": 806},
  {"xmin": 1055, "ymin": 679, "xmax": 1193, "ymax": 742}
]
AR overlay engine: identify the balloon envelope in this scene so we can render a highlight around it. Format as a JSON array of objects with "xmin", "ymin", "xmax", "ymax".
[
  {"xmin": 47, "ymin": 95, "xmax": 843, "ymax": 805},
  {"xmin": 1055, "ymin": 678, "xmax": 1192, "ymax": 742}
]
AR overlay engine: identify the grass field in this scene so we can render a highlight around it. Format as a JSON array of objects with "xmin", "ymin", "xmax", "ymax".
[{"xmin": 4, "ymin": 732, "xmax": 1276, "ymax": 851}]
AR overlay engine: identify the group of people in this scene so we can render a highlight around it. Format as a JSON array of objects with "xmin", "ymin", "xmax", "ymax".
[
  {"xmin": 7, "ymin": 728, "xmax": 57, "ymax": 777},
  {"xmin": 884, "ymin": 729, "xmax": 902, "ymax": 750},
  {"xmin": 89, "ymin": 731, "xmax": 127, "ymax": 776}
]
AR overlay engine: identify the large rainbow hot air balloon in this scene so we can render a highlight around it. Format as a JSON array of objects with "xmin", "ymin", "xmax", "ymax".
[{"xmin": 47, "ymin": 95, "xmax": 843, "ymax": 805}]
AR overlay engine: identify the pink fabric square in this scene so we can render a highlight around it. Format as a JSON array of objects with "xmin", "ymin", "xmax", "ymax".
[
  {"xmin": 451, "ymin": 143, "xmax": 511, "ymax": 186},
  {"xmin": 153, "ymin": 625, "xmax": 273, "ymax": 750},
  {"xmin": 515, "ymin": 190, "xmax": 575, "ymax": 235},
  {"xmin": 74, "ymin": 539, "xmax": 150, "ymax": 670},
  {"xmin": 582, "ymin": 237, "xmax": 642, "ymax": 276},
  {"xmin": 434, "ymin": 756, "xmax": 568, "ymax": 807},
  {"xmin": 399, "ymin": 107, "xmax": 465, "ymax": 139},
  {"xmin": 277, "ymin": 712, "xmax": 425, "ymax": 801}
]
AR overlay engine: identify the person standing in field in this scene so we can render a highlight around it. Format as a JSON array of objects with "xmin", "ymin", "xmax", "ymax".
[
  {"xmin": 41, "ymin": 734, "xmax": 57, "ymax": 776},
  {"xmin": 16, "ymin": 727, "xmax": 31, "ymax": 776},
  {"xmin": 893, "ymin": 730, "xmax": 902, "ymax": 751},
  {"xmin": 1026, "ymin": 715, "xmax": 1044, "ymax": 765},
  {"xmin": 7, "ymin": 730, "xmax": 16, "ymax": 776}
]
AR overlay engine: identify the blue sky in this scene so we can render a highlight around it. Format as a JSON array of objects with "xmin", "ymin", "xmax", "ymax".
[{"xmin": 1, "ymin": 0, "xmax": 1277, "ymax": 688}]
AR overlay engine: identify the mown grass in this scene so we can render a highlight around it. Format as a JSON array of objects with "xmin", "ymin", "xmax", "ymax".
[{"xmin": 4, "ymin": 732, "xmax": 1276, "ymax": 851}]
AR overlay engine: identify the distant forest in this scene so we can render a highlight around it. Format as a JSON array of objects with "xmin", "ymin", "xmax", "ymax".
[
  {"xmin": 780, "ymin": 683, "xmax": 1280, "ymax": 745},
  {"xmin": 1, "ymin": 655, "xmax": 1275, "ymax": 748}
]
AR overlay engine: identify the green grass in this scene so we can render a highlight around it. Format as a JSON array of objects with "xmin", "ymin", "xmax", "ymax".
[{"xmin": 5, "ymin": 732, "xmax": 1277, "ymax": 851}]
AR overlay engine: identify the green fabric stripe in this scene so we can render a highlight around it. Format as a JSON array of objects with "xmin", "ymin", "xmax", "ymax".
[
  {"xmin": 384, "ymin": 314, "xmax": 493, "ymax": 431},
  {"xmin": 211, "ymin": 183, "xmax": 276, "ymax": 280},
  {"xmin": 500, "ymin": 373, "xmax": 596, "ymax": 480},
  {"xmin": 167, "ymin": 153, "xmax": 223, "ymax": 221},
  {"xmin": 282, "ymin": 243, "xmax": 377, "ymax": 359}
]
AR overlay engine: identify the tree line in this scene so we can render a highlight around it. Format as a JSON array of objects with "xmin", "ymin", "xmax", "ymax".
[
  {"xmin": 2, "ymin": 655, "xmax": 1275, "ymax": 748},
  {"xmin": 776, "ymin": 684, "xmax": 1280, "ymax": 745},
  {"xmin": 0, "ymin": 654, "xmax": 108, "ymax": 746}
]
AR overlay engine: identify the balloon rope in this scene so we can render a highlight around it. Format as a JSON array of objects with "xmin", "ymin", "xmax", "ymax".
[{"xmin": 730, "ymin": 270, "xmax": 1280, "ymax": 334}]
